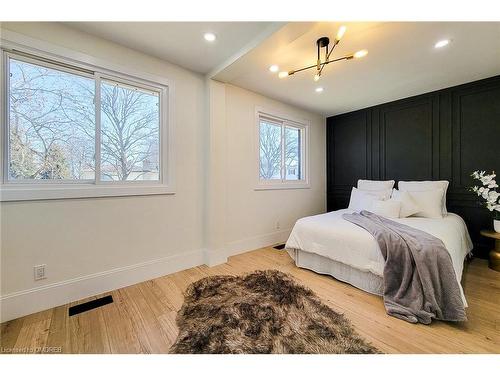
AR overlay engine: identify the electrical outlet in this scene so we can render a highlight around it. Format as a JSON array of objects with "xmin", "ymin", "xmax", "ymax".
[
  {"xmin": 34, "ymin": 264, "xmax": 46, "ymax": 281},
  {"xmin": 275, "ymin": 221, "xmax": 281, "ymax": 230}
]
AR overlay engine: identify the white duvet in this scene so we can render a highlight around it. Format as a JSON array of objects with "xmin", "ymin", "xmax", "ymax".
[{"xmin": 286, "ymin": 209, "xmax": 473, "ymax": 304}]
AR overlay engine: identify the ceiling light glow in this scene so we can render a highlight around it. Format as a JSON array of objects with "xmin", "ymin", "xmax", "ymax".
[
  {"xmin": 203, "ymin": 32, "xmax": 216, "ymax": 42},
  {"xmin": 315, "ymin": 87, "xmax": 324, "ymax": 93},
  {"xmin": 353, "ymin": 49, "xmax": 368, "ymax": 58},
  {"xmin": 434, "ymin": 39, "xmax": 450, "ymax": 48},
  {"xmin": 269, "ymin": 65, "xmax": 279, "ymax": 73},
  {"xmin": 336, "ymin": 26, "xmax": 347, "ymax": 41},
  {"xmin": 278, "ymin": 71, "xmax": 289, "ymax": 79}
]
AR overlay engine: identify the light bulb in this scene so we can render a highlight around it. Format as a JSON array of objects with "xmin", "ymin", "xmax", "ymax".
[
  {"xmin": 269, "ymin": 65, "xmax": 279, "ymax": 73},
  {"xmin": 278, "ymin": 71, "xmax": 289, "ymax": 79},
  {"xmin": 313, "ymin": 74, "xmax": 320, "ymax": 82},
  {"xmin": 336, "ymin": 25, "xmax": 347, "ymax": 41},
  {"xmin": 434, "ymin": 39, "xmax": 450, "ymax": 48},
  {"xmin": 203, "ymin": 33, "xmax": 216, "ymax": 42},
  {"xmin": 353, "ymin": 49, "xmax": 368, "ymax": 58},
  {"xmin": 315, "ymin": 87, "xmax": 324, "ymax": 93}
]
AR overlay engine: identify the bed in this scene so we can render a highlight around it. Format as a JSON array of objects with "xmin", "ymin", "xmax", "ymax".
[{"xmin": 285, "ymin": 208, "xmax": 473, "ymax": 306}]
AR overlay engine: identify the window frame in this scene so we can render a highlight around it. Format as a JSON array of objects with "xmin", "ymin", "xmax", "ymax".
[
  {"xmin": 255, "ymin": 108, "xmax": 310, "ymax": 190},
  {"xmin": 0, "ymin": 34, "xmax": 174, "ymax": 201}
]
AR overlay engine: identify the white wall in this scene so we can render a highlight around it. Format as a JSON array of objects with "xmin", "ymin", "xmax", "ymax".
[
  {"xmin": 0, "ymin": 22, "xmax": 207, "ymax": 321},
  {"xmin": 225, "ymin": 84, "xmax": 326, "ymax": 243},
  {"xmin": 205, "ymin": 82, "xmax": 326, "ymax": 263},
  {"xmin": 0, "ymin": 23, "xmax": 326, "ymax": 321}
]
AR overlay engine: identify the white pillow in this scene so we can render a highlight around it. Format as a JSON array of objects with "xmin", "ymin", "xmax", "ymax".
[
  {"xmin": 392, "ymin": 189, "xmax": 420, "ymax": 218},
  {"xmin": 398, "ymin": 180, "xmax": 449, "ymax": 215},
  {"xmin": 358, "ymin": 179, "xmax": 395, "ymax": 191},
  {"xmin": 370, "ymin": 199, "xmax": 401, "ymax": 218},
  {"xmin": 348, "ymin": 187, "xmax": 386, "ymax": 212},
  {"xmin": 405, "ymin": 189, "xmax": 444, "ymax": 219}
]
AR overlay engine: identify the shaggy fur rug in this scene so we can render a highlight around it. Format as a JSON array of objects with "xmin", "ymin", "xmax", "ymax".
[{"xmin": 169, "ymin": 270, "xmax": 379, "ymax": 354}]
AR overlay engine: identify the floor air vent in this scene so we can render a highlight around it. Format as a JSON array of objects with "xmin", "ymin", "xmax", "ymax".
[{"xmin": 69, "ymin": 295, "xmax": 113, "ymax": 316}]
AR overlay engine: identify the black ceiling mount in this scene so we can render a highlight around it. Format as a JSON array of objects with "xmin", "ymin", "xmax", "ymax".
[{"xmin": 316, "ymin": 37, "xmax": 330, "ymax": 48}]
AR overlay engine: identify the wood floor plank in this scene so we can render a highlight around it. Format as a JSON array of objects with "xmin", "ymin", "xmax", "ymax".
[
  {"xmin": 153, "ymin": 276, "xmax": 186, "ymax": 312},
  {"xmin": 110, "ymin": 288, "xmax": 155, "ymax": 354},
  {"xmin": 137, "ymin": 279, "xmax": 177, "ymax": 313},
  {"xmin": 0, "ymin": 317, "xmax": 24, "ymax": 351},
  {"xmin": 157, "ymin": 311, "xmax": 179, "ymax": 348},
  {"xmin": 45, "ymin": 304, "xmax": 69, "ymax": 353},
  {"xmin": 67, "ymin": 296, "xmax": 111, "ymax": 354},
  {"xmin": 102, "ymin": 289, "xmax": 144, "ymax": 354},
  {"xmin": 121, "ymin": 285, "xmax": 172, "ymax": 353},
  {"xmin": 1, "ymin": 247, "xmax": 499, "ymax": 354},
  {"xmin": 13, "ymin": 318, "xmax": 51, "ymax": 353}
]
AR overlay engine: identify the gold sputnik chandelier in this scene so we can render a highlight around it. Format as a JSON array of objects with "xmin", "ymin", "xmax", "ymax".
[{"xmin": 277, "ymin": 26, "xmax": 368, "ymax": 81}]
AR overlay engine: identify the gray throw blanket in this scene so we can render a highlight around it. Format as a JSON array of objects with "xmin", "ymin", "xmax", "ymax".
[{"xmin": 342, "ymin": 210, "xmax": 466, "ymax": 324}]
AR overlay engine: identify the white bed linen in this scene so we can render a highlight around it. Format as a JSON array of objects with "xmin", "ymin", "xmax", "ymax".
[{"xmin": 286, "ymin": 209, "xmax": 473, "ymax": 304}]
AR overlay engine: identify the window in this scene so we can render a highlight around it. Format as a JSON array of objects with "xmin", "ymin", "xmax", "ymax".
[
  {"xmin": 100, "ymin": 79, "xmax": 160, "ymax": 182},
  {"xmin": 1, "ymin": 49, "xmax": 170, "ymax": 201},
  {"xmin": 8, "ymin": 57, "xmax": 96, "ymax": 182},
  {"xmin": 257, "ymin": 111, "xmax": 308, "ymax": 189}
]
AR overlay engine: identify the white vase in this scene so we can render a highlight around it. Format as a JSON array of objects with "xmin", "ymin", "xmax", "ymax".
[{"xmin": 495, "ymin": 219, "xmax": 500, "ymax": 233}]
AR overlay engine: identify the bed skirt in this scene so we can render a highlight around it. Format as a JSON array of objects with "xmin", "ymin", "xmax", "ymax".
[{"xmin": 287, "ymin": 249, "xmax": 384, "ymax": 296}]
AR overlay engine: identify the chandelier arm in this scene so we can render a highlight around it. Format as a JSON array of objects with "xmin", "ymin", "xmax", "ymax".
[
  {"xmin": 289, "ymin": 55, "xmax": 350, "ymax": 75},
  {"xmin": 316, "ymin": 43, "xmax": 321, "ymax": 71},
  {"xmin": 317, "ymin": 39, "xmax": 340, "ymax": 77}
]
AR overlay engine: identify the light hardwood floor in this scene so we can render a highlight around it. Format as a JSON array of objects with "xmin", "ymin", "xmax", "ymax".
[{"xmin": 1, "ymin": 247, "xmax": 499, "ymax": 354}]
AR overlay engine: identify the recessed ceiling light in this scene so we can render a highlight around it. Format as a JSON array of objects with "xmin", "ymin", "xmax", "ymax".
[
  {"xmin": 315, "ymin": 87, "xmax": 324, "ymax": 93},
  {"xmin": 269, "ymin": 65, "xmax": 279, "ymax": 73},
  {"xmin": 435, "ymin": 39, "xmax": 450, "ymax": 48},
  {"xmin": 204, "ymin": 33, "xmax": 216, "ymax": 42}
]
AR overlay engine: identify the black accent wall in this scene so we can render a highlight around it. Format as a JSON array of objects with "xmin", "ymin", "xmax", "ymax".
[{"xmin": 327, "ymin": 75, "xmax": 500, "ymax": 258}]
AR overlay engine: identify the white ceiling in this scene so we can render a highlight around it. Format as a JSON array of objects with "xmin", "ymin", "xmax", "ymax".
[
  {"xmin": 63, "ymin": 22, "xmax": 281, "ymax": 74},
  {"xmin": 214, "ymin": 22, "xmax": 500, "ymax": 116},
  {"xmin": 64, "ymin": 22, "xmax": 500, "ymax": 116}
]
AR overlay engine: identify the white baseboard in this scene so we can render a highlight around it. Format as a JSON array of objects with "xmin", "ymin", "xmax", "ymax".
[
  {"xmin": 204, "ymin": 249, "xmax": 229, "ymax": 267},
  {"xmin": 226, "ymin": 228, "xmax": 291, "ymax": 256},
  {"xmin": 0, "ymin": 249, "xmax": 205, "ymax": 323},
  {"xmin": 204, "ymin": 228, "xmax": 291, "ymax": 267},
  {"xmin": 1, "ymin": 230, "xmax": 291, "ymax": 323}
]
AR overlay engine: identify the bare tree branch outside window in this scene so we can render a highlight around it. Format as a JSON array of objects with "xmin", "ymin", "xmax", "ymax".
[
  {"xmin": 259, "ymin": 121, "xmax": 281, "ymax": 179},
  {"xmin": 8, "ymin": 59, "xmax": 94, "ymax": 180},
  {"xmin": 259, "ymin": 119, "xmax": 301, "ymax": 181},
  {"xmin": 8, "ymin": 57, "xmax": 161, "ymax": 182},
  {"xmin": 100, "ymin": 81, "xmax": 159, "ymax": 181},
  {"xmin": 285, "ymin": 126, "xmax": 300, "ymax": 180}
]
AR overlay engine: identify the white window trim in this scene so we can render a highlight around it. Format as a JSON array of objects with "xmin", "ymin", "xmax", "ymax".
[
  {"xmin": 0, "ymin": 30, "xmax": 175, "ymax": 202},
  {"xmin": 254, "ymin": 107, "xmax": 310, "ymax": 191}
]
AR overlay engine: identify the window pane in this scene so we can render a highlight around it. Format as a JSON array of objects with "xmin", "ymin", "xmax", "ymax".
[
  {"xmin": 8, "ymin": 58, "xmax": 95, "ymax": 180},
  {"xmin": 285, "ymin": 126, "xmax": 301, "ymax": 180},
  {"xmin": 259, "ymin": 120, "xmax": 282, "ymax": 180},
  {"xmin": 100, "ymin": 80, "xmax": 160, "ymax": 181}
]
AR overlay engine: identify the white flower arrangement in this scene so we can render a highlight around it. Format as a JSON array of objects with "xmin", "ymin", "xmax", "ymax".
[{"xmin": 471, "ymin": 170, "xmax": 500, "ymax": 220}]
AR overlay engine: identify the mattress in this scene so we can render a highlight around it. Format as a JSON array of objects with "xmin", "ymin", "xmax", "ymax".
[{"xmin": 285, "ymin": 209, "xmax": 473, "ymax": 305}]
